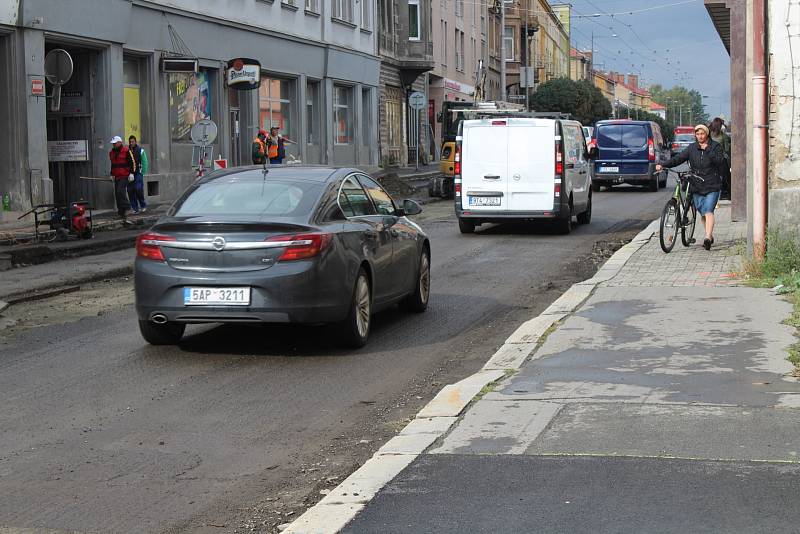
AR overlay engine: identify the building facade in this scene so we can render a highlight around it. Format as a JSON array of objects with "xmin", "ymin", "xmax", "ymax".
[
  {"xmin": 428, "ymin": 0, "xmax": 487, "ymax": 152},
  {"xmin": 0, "ymin": 0, "xmax": 380, "ymax": 217},
  {"xmin": 706, "ymin": 0, "xmax": 800, "ymax": 243},
  {"xmin": 377, "ymin": 0, "xmax": 434, "ymax": 167},
  {"xmin": 569, "ymin": 48, "xmax": 591, "ymax": 82},
  {"xmin": 504, "ymin": 0, "xmax": 569, "ymax": 102}
]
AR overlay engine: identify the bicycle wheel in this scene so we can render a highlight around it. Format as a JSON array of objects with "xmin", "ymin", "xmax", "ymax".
[
  {"xmin": 659, "ymin": 198, "xmax": 680, "ymax": 253},
  {"xmin": 681, "ymin": 201, "xmax": 697, "ymax": 247}
]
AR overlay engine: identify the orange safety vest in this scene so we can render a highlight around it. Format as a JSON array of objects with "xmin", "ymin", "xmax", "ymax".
[
  {"xmin": 267, "ymin": 138, "xmax": 279, "ymax": 159},
  {"xmin": 253, "ymin": 137, "xmax": 266, "ymax": 155}
]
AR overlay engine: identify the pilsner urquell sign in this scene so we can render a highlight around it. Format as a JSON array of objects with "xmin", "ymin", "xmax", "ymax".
[{"xmin": 226, "ymin": 58, "xmax": 261, "ymax": 90}]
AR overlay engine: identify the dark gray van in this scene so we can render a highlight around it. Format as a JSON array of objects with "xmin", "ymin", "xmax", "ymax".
[{"xmin": 591, "ymin": 120, "xmax": 669, "ymax": 191}]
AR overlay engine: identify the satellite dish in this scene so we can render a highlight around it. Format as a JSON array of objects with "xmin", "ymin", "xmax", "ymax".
[
  {"xmin": 190, "ymin": 119, "xmax": 218, "ymax": 146},
  {"xmin": 44, "ymin": 49, "xmax": 73, "ymax": 111}
]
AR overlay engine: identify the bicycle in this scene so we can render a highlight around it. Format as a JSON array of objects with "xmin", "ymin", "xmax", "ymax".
[{"xmin": 659, "ymin": 168, "xmax": 703, "ymax": 253}]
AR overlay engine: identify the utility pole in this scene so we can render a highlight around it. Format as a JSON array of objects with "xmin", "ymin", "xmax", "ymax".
[
  {"xmin": 524, "ymin": 0, "xmax": 529, "ymax": 111},
  {"xmin": 500, "ymin": 0, "xmax": 506, "ymax": 101}
]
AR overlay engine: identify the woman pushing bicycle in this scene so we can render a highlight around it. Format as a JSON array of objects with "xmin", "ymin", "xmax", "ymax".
[{"xmin": 656, "ymin": 124, "xmax": 725, "ymax": 250}]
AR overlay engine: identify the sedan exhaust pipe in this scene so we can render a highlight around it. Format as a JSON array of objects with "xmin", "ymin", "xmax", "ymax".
[{"xmin": 151, "ymin": 314, "xmax": 168, "ymax": 324}]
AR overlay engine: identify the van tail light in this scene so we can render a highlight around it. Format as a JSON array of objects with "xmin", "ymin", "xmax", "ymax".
[
  {"xmin": 454, "ymin": 142, "xmax": 462, "ymax": 177},
  {"xmin": 491, "ymin": 120, "xmax": 507, "ymax": 126},
  {"xmin": 554, "ymin": 183, "xmax": 561, "ymax": 197},
  {"xmin": 672, "ymin": 142, "xmax": 679, "ymax": 149},
  {"xmin": 268, "ymin": 233, "xmax": 333, "ymax": 261},
  {"xmin": 136, "ymin": 232, "xmax": 176, "ymax": 262},
  {"xmin": 454, "ymin": 179, "xmax": 462, "ymax": 196},
  {"xmin": 648, "ymin": 138, "xmax": 656, "ymax": 161},
  {"xmin": 555, "ymin": 143, "xmax": 564, "ymax": 176}
]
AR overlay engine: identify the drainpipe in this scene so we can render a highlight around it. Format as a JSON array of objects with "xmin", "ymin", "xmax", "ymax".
[{"xmin": 753, "ymin": 0, "xmax": 767, "ymax": 259}]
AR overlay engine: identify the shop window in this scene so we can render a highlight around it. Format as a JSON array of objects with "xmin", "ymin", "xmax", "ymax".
[
  {"xmin": 334, "ymin": 85, "xmax": 353, "ymax": 145},
  {"xmin": 307, "ymin": 80, "xmax": 321, "ymax": 145},
  {"xmin": 168, "ymin": 70, "xmax": 214, "ymax": 142},
  {"xmin": 259, "ymin": 76, "xmax": 296, "ymax": 142}
]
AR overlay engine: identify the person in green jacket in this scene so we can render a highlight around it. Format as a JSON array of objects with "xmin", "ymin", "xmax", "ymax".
[
  {"xmin": 128, "ymin": 135, "xmax": 149, "ymax": 213},
  {"xmin": 709, "ymin": 117, "xmax": 731, "ymax": 200}
]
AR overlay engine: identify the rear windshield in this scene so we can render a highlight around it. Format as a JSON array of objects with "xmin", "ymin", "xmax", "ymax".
[
  {"xmin": 675, "ymin": 134, "xmax": 695, "ymax": 142},
  {"xmin": 173, "ymin": 178, "xmax": 322, "ymax": 217},
  {"xmin": 620, "ymin": 125, "xmax": 647, "ymax": 147}
]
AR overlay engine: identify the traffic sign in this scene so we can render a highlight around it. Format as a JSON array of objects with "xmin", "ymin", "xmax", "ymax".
[
  {"xmin": 191, "ymin": 119, "xmax": 218, "ymax": 146},
  {"xmin": 408, "ymin": 91, "xmax": 426, "ymax": 110}
]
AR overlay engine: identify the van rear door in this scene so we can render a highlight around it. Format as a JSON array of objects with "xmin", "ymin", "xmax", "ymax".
[
  {"xmin": 461, "ymin": 120, "xmax": 509, "ymax": 212},
  {"xmin": 506, "ymin": 119, "xmax": 555, "ymax": 211},
  {"xmin": 618, "ymin": 123, "xmax": 650, "ymax": 175}
]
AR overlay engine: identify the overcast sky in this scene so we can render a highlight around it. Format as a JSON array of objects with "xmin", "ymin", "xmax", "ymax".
[{"xmin": 564, "ymin": 0, "xmax": 731, "ymax": 118}]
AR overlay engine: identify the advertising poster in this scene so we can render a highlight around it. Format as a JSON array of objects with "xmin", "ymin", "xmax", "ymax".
[
  {"xmin": 169, "ymin": 71, "xmax": 212, "ymax": 141},
  {"xmin": 124, "ymin": 86, "xmax": 141, "ymax": 141}
]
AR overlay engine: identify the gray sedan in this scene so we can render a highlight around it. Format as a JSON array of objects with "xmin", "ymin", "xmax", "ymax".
[{"xmin": 134, "ymin": 166, "xmax": 431, "ymax": 348}]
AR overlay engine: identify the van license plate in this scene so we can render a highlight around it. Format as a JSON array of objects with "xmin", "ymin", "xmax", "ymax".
[
  {"xmin": 184, "ymin": 287, "xmax": 251, "ymax": 306},
  {"xmin": 600, "ymin": 166, "xmax": 619, "ymax": 173},
  {"xmin": 468, "ymin": 196, "xmax": 501, "ymax": 206}
]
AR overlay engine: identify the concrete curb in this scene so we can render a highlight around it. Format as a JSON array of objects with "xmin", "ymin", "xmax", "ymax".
[
  {"xmin": 0, "ymin": 264, "xmax": 134, "ymax": 303},
  {"xmin": 282, "ymin": 218, "xmax": 661, "ymax": 534}
]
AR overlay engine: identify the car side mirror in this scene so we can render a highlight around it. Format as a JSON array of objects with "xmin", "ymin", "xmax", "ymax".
[
  {"xmin": 399, "ymin": 199, "xmax": 423, "ymax": 216},
  {"xmin": 587, "ymin": 147, "xmax": 599, "ymax": 160}
]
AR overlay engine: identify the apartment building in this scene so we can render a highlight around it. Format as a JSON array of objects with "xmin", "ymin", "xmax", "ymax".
[
  {"xmin": 428, "ymin": 0, "xmax": 487, "ymax": 150},
  {"xmin": 504, "ymin": 0, "xmax": 569, "ymax": 102},
  {"xmin": 570, "ymin": 48, "xmax": 591, "ymax": 82},
  {"xmin": 377, "ymin": 0, "xmax": 435, "ymax": 167},
  {"xmin": 0, "ymin": 0, "xmax": 380, "ymax": 216}
]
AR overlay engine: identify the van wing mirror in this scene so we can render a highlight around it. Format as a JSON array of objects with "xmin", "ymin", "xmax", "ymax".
[{"xmin": 587, "ymin": 147, "xmax": 599, "ymax": 160}]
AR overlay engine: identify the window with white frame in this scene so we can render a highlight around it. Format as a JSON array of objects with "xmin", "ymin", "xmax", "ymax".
[
  {"xmin": 333, "ymin": 85, "xmax": 354, "ymax": 145},
  {"xmin": 455, "ymin": 30, "xmax": 465, "ymax": 72},
  {"xmin": 305, "ymin": 0, "xmax": 319, "ymax": 12},
  {"xmin": 455, "ymin": 0, "xmax": 463, "ymax": 17},
  {"xmin": 503, "ymin": 26, "xmax": 514, "ymax": 61},
  {"xmin": 333, "ymin": 0, "xmax": 354, "ymax": 22},
  {"xmin": 408, "ymin": 0, "xmax": 420, "ymax": 40},
  {"xmin": 281, "ymin": 0, "xmax": 296, "ymax": 6},
  {"xmin": 360, "ymin": 0, "xmax": 371, "ymax": 29}
]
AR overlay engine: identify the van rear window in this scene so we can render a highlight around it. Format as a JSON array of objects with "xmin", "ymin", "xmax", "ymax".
[
  {"xmin": 620, "ymin": 125, "xmax": 647, "ymax": 147},
  {"xmin": 596, "ymin": 125, "xmax": 621, "ymax": 147}
]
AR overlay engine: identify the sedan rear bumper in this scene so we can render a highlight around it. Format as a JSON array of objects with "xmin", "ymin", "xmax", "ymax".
[{"xmin": 135, "ymin": 258, "xmax": 352, "ymax": 325}]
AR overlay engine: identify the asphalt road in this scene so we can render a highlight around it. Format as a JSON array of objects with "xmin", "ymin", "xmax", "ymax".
[{"xmin": 0, "ymin": 185, "xmax": 671, "ymax": 533}]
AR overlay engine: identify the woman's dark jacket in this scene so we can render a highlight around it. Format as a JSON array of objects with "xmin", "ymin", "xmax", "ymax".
[{"xmin": 662, "ymin": 139, "xmax": 724, "ymax": 195}]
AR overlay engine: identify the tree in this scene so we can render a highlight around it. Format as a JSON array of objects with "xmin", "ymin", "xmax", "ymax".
[
  {"xmin": 530, "ymin": 77, "xmax": 612, "ymax": 124},
  {"xmin": 649, "ymin": 84, "xmax": 709, "ymax": 126}
]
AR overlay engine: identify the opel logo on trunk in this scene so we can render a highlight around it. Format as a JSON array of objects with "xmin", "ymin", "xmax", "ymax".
[{"xmin": 211, "ymin": 236, "xmax": 226, "ymax": 251}]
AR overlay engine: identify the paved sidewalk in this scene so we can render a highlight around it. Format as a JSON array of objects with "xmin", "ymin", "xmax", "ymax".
[{"xmin": 290, "ymin": 204, "xmax": 800, "ymax": 533}]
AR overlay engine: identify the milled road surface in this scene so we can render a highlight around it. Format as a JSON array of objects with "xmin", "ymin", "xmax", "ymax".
[{"xmin": 0, "ymin": 186, "xmax": 670, "ymax": 533}]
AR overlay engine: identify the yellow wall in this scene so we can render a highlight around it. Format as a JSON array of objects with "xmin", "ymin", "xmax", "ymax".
[{"xmin": 124, "ymin": 86, "xmax": 141, "ymax": 141}]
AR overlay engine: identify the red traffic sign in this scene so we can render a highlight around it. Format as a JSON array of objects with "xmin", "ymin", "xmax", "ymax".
[{"xmin": 31, "ymin": 78, "xmax": 45, "ymax": 96}]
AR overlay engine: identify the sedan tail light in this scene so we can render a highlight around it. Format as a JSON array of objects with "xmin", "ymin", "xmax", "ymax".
[
  {"xmin": 268, "ymin": 233, "xmax": 333, "ymax": 261},
  {"xmin": 136, "ymin": 232, "xmax": 176, "ymax": 261}
]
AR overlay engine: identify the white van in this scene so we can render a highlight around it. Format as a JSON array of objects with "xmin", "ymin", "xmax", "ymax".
[{"xmin": 454, "ymin": 117, "xmax": 595, "ymax": 234}]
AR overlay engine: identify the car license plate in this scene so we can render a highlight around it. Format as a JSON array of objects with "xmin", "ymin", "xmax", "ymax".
[
  {"xmin": 184, "ymin": 287, "xmax": 250, "ymax": 306},
  {"xmin": 468, "ymin": 196, "xmax": 501, "ymax": 206},
  {"xmin": 600, "ymin": 166, "xmax": 619, "ymax": 173}
]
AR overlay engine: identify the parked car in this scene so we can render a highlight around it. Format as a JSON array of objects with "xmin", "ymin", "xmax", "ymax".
[
  {"xmin": 591, "ymin": 119, "xmax": 669, "ymax": 192},
  {"xmin": 134, "ymin": 166, "xmax": 431, "ymax": 348},
  {"xmin": 671, "ymin": 132, "xmax": 696, "ymax": 157},
  {"xmin": 455, "ymin": 116, "xmax": 595, "ymax": 234}
]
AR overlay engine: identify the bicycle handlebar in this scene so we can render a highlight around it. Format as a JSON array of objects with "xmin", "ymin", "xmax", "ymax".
[{"xmin": 665, "ymin": 168, "xmax": 704, "ymax": 181}]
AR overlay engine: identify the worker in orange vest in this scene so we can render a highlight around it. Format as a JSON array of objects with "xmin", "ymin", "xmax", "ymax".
[
  {"xmin": 267, "ymin": 127, "xmax": 296, "ymax": 164},
  {"xmin": 252, "ymin": 129, "xmax": 268, "ymax": 164}
]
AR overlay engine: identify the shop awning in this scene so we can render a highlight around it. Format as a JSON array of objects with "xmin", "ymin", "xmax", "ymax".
[{"xmin": 704, "ymin": 1, "xmax": 731, "ymax": 54}]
